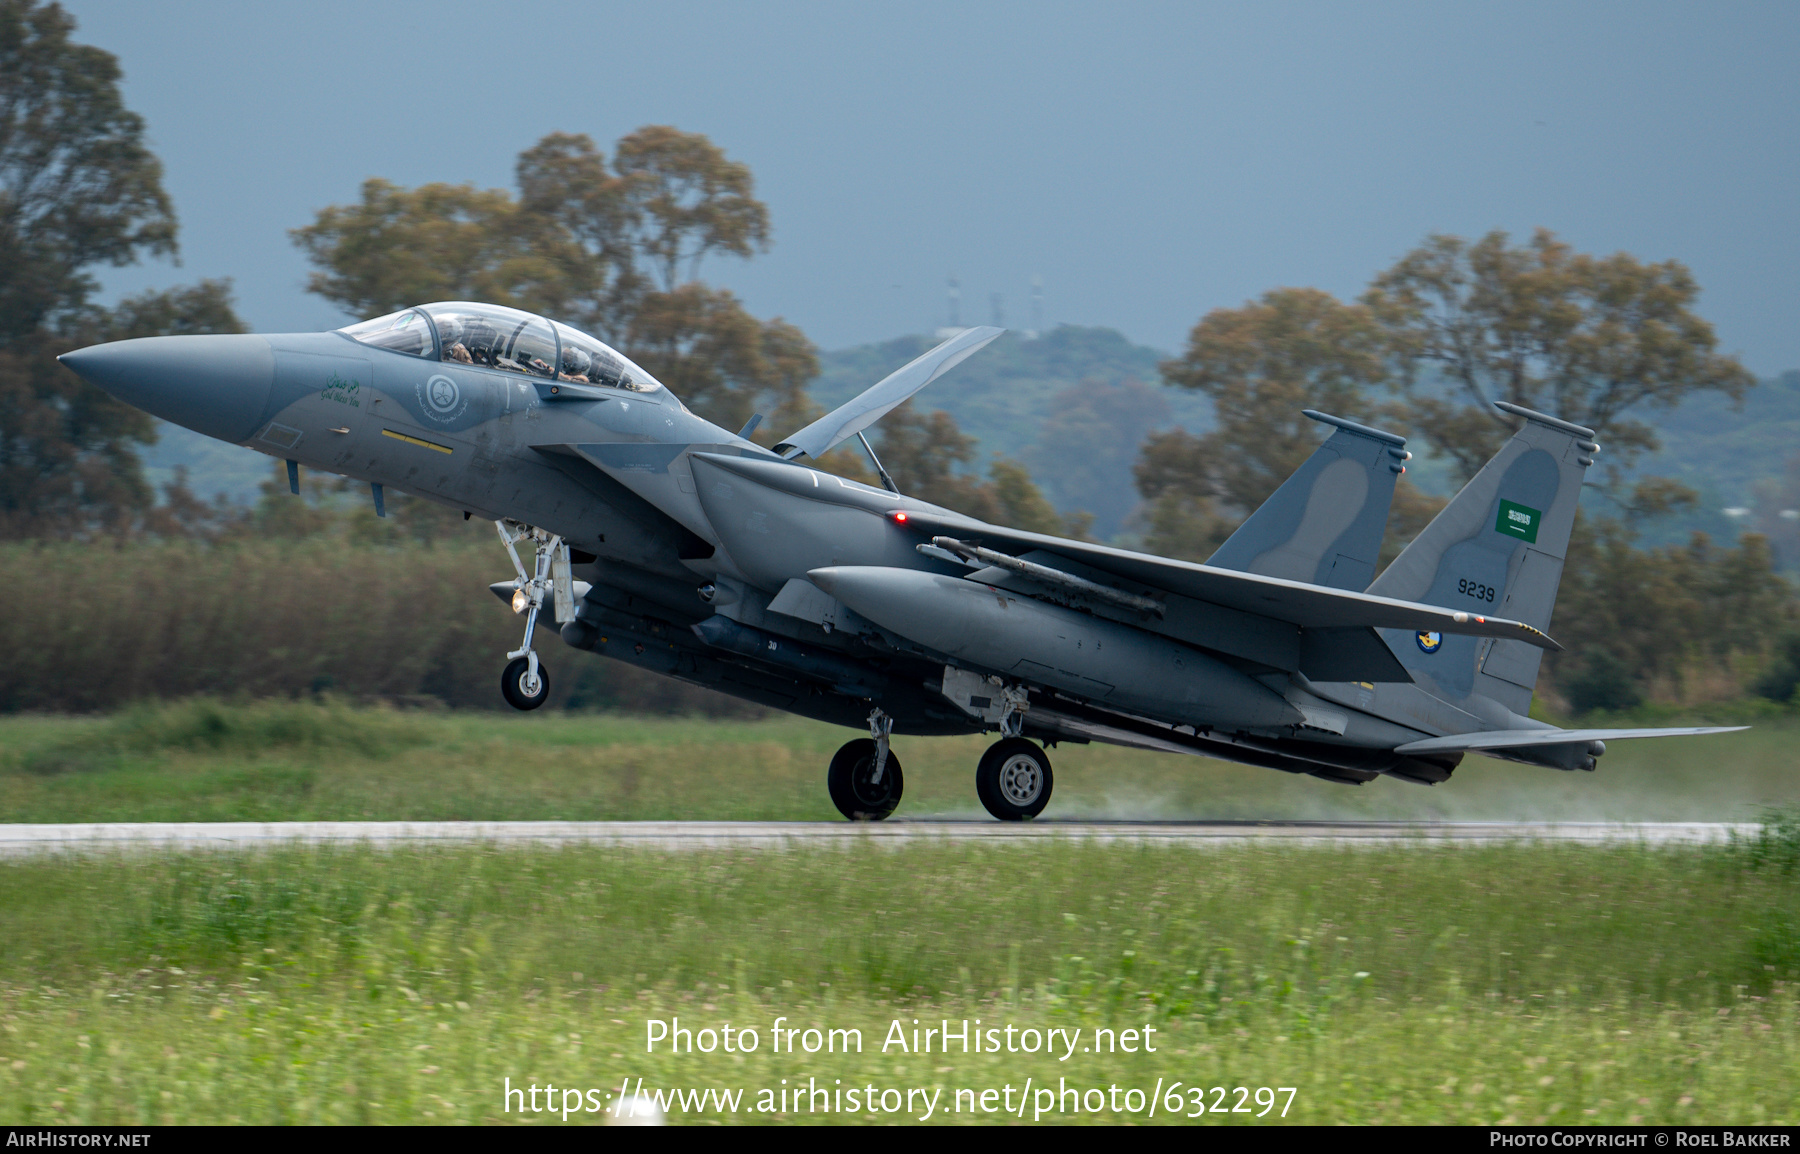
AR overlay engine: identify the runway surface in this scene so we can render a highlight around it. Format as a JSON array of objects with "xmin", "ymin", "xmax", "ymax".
[{"xmin": 0, "ymin": 820, "xmax": 1755, "ymax": 856}]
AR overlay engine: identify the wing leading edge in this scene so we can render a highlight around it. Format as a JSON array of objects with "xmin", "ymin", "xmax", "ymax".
[
  {"xmin": 773, "ymin": 326, "xmax": 1003, "ymax": 461},
  {"xmin": 1395, "ymin": 727, "xmax": 1746, "ymax": 755}
]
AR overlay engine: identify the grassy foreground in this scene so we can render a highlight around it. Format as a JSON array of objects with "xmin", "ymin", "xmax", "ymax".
[
  {"xmin": 1, "ymin": 837, "xmax": 1798, "ymax": 1125},
  {"xmin": 3, "ymin": 698, "xmax": 1799, "ymax": 823}
]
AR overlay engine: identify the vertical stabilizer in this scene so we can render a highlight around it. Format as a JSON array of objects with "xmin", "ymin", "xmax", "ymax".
[
  {"xmin": 1207, "ymin": 410, "xmax": 1410, "ymax": 591},
  {"xmin": 1367, "ymin": 402, "xmax": 1599, "ymax": 716}
]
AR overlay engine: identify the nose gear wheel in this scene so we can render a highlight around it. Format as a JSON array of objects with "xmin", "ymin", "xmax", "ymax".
[{"xmin": 501, "ymin": 655, "xmax": 550, "ymax": 711}]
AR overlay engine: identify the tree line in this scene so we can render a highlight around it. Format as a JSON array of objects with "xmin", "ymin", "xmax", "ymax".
[
  {"xmin": 1137, "ymin": 231, "xmax": 1781, "ymax": 713},
  {"xmin": 0, "ymin": 0, "xmax": 1791, "ymax": 716}
]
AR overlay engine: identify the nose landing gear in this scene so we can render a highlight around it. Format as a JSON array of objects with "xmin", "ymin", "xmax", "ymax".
[
  {"xmin": 496, "ymin": 519, "xmax": 572, "ymax": 712},
  {"xmin": 976, "ymin": 737, "xmax": 1053, "ymax": 821},
  {"xmin": 501, "ymin": 655, "xmax": 550, "ymax": 710}
]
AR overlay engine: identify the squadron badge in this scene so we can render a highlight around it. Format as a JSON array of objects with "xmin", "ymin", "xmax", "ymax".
[{"xmin": 1416, "ymin": 631, "xmax": 1443, "ymax": 654}]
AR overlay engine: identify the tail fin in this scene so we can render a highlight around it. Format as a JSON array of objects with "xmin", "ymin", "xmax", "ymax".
[
  {"xmin": 1207, "ymin": 410, "xmax": 1410, "ymax": 591},
  {"xmin": 1367, "ymin": 402, "xmax": 1598, "ymax": 716}
]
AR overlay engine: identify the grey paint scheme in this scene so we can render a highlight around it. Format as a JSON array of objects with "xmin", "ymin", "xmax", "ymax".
[
  {"xmin": 807, "ymin": 565, "xmax": 1304, "ymax": 731},
  {"xmin": 1358, "ymin": 406, "xmax": 1592, "ymax": 720},
  {"xmin": 58, "ymin": 314, "xmax": 1743, "ymax": 787},
  {"xmin": 1397, "ymin": 727, "xmax": 1738, "ymax": 755},
  {"xmin": 1207, "ymin": 410, "xmax": 1408, "ymax": 591}
]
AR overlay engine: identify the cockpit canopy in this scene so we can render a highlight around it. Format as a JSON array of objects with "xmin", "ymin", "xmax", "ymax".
[{"xmin": 340, "ymin": 302, "xmax": 664, "ymax": 394}]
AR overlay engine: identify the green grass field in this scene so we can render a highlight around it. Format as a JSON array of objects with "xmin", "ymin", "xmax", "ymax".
[
  {"xmin": 2, "ymin": 700, "xmax": 1798, "ymax": 1125},
  {"xmin": 1, "ymin": 839, "xmax": 1797, "ymax": 1125},
  {"xmin": 3, "ymin": 698, "xmax": 1798, "ymax": 823}
]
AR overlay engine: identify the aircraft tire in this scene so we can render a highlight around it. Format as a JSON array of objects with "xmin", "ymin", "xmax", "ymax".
[
  {"xmin": 976, "ymin": 738, "xmax": 1053, "ymax": 821},
  {"xmin": 826, "ymin": 738, "xmax": 904, "ymax": 821},
  {"xmin": 500, "ymin": 656, "xmax": 550, "ymax": 711}
]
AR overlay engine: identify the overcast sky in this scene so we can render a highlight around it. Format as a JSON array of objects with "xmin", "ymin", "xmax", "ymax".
[{"xmin": 66, "ymin": 0, "xmax": 1800, "ymax": 373}]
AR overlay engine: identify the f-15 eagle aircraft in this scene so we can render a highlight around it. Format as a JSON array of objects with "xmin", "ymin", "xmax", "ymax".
[{"xmin": 59, "ymin": 301, "xmax": 1740, "ymax": 820}]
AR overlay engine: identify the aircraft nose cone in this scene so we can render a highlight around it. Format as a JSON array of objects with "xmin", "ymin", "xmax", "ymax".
[{"xmin": 59, "ymin": 334, "xmax": 275, "ymax": 444}]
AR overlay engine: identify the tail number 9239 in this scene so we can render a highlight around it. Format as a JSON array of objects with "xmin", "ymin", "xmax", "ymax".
[{"xmin": 1457, "ymin": 578, "xmax": 1497, "ymax": 603}]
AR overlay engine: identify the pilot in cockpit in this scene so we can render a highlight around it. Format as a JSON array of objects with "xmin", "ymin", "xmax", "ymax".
[
  {"xmin": 436, "ymin": 317, "xmax": 475, "ymax": 364},
  {"xmin": 559, "ymin": 346, "xmax": 591, "ymax": 383},
  {"xmin": 463, "ymin": 321, "xmax": 500, "ymax": 367}
]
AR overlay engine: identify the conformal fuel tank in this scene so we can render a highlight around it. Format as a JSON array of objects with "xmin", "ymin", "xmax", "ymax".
[{"xmin": 808, "ymin": 566, "xmax": 1302, "ymax": 731}]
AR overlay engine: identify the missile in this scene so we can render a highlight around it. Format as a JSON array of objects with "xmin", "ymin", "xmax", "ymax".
[{"xmin": 807, "ymin": 566, "xmax": 1301, "ymax": 731}]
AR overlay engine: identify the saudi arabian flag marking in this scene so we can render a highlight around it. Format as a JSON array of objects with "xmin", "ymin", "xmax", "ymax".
[{"xmin": 1496, "ymin": 499, "xmax": 1541, "ymax": 543}]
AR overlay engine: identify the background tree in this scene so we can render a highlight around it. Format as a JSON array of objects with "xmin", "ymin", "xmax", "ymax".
[
  {"xmin": 1130, "ymin": 427, "xmax": 1239, "ymax": 561},
  {"xmin": 0, "ymin": 0, "xmax": 176, "ymax": 345},
  {"xmin": 1552, "ymin": 519, "xmax": 1790, "ymax": 712},
  {"xmin": 290, "ymin": 180, "xmax": 572, "ymax": 319},
  {"xmin": 1134, "ymin": 231, "xmax": 1786, "ymax": 712},
  {"xmin": 623, "ymin": 282, "xmax": 814, "ymax": 435},
  {"xmin": 871, "ymin": 400, "xmax": 1079, "ymax": 535},
  {"xmin": 1022, "ymin": 377, "xmax": 1171, "ymax": 539},
  {"xmin": 294, "ymin": 128, "xmax": 808, "ymax": 435},
  {"xmin": 611, "ymin": 125, "xmax": 769, "ymax": 295},
  {"xmin": 1365, "ymin": 228, "xmax": 1755, "ymax": 484},
  {"xmin": 0, "ymin": 278, "xmax": 247, "ymax": 539},
  {"xmin": 0, "ymin": 1, "xmax": 245, "ymax": 539},
  {"xmin": 1136, "ymin": 287, "xmax": 1392, "ymax": 559}
]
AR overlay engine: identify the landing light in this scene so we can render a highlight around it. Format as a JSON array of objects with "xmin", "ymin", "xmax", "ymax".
[{"xmin": 511, "ymin": 588, "xmax": 530, "ymax": 614}]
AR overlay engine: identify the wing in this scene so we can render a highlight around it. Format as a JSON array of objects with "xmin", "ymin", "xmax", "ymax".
[
  {"xmin": 1395, "ymin": 727, "xmax": 1746, "ymax": 755},
  {"xmin": 772, "ymin": 326, "xmax": 1003, "ymax": 460},
  {"xmin": 893, "ymin": 505, "xmax": 1560, "ymax": 651}
]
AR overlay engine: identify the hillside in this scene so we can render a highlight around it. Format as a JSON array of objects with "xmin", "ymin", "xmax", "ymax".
[
  {"xmin": 814, "ymin": 326, "xmax": 1210, "ymax": 538},
  {"xmin": 142, "ymin": 423, "xmax": 276, "ymax": 508},
  {"xmin": 1630, "ymin": 370, "xmax": 1800, "ymax": 505},
  {"xmin": 1621, "ymin": 369, "xmax": 1800, "ymax": 557}
]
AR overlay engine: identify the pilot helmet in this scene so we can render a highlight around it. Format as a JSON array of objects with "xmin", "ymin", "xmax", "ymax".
[
  {"xmin": 464, "ymin": 320, "xmax": 498, "ymax": 352},
  {"xmin": 433, "ymin": 315, "xmax": 463, "ymax": 346},
  {"xmin": 560, "ymin": 345, "xmax": 591, "ymax": 376}
]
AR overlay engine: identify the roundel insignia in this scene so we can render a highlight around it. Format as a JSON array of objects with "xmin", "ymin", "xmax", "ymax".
[
  {"xmin": 426, "ymin": 374, "xmax": 460, "ymax": 413},
  {"xmin": 1416, "ymin": 631, "xmax": 1443, "ymax": 654}
]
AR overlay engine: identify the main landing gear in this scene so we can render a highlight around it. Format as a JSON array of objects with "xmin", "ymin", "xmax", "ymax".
[
  {"xmin": 496, "ymin": 519, "xmax": 573, "ymax": 711},
  {"xmin": 822, "ymin": 713, "xmax": 1056, "ymax": 822},
  {"xmin": 827, "ymin": 709, "xmax": 905, "ymax": 821},
  {"xmin": 976, "ymin": 737, "xmax": 1053, "ymax": 821}
]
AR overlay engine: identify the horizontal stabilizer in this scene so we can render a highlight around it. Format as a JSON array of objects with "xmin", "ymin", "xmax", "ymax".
[
  {"xmin": 1395, "ymin": 726, "xmax": 1746, "ymax": 756},
  {"xmin": 773, "ymin": 326, "xmax": 1003, "ymax": 460}
]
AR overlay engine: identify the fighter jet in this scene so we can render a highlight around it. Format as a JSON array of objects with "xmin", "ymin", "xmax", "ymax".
[{"xmin": 59, "ymin": 301, "xmax": 1740, "ymax": 820}]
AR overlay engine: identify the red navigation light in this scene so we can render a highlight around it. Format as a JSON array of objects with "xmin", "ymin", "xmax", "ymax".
[{"xmin": 891, "ymin": 511, "xmax": 909, "ymax": 524}]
